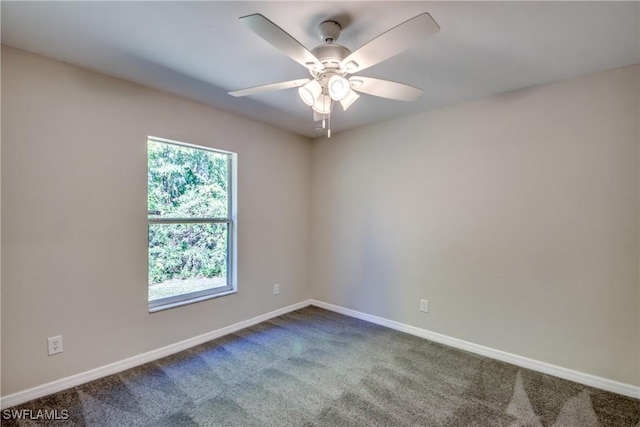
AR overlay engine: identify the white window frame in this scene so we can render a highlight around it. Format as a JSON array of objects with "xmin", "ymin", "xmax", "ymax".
[{"xmin": 147, "ymin": 136, "xmax": 237, "ymax": 312}]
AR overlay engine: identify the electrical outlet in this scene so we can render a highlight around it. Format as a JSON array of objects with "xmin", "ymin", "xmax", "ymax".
[
  {"xmin": 420, "ymin": 299, "xmax": 429, "ymax": 313},
  {"xmin": 48, "ymin": 336, "xmax": 63, "ymax": 356},
  {"xmin": 273, "ymin": 283, "xmax": 280, "ymax": 295}
]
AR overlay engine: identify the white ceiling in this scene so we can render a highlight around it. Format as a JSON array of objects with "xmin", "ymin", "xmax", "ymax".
[{"xmin": 2, "ymin": 1, "xmax": 639, "ymax": 139}]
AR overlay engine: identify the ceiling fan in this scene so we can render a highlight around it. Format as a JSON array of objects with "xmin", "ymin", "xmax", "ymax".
[{"xmin": 229, "ymin": 13, "xmax": 440, "ymax": 137}]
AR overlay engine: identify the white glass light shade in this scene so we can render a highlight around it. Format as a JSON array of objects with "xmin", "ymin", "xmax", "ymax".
[
  {"xmin": 328, "ymin": 75, "xmax": 350, "ymax": 101},
  {"xmin": 312, "ymin": 94, "xmax": 332, "ymax": 115},
  {"xmin": 298, "ymin": 80, "xmax": 322, "ymax": 106},
  {"xmin": 340, "ymin": 89, "xmax": 360, "ymax": 111}
]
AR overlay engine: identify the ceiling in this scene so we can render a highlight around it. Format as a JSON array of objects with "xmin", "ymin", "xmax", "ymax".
[{"xmin": 2, "ymin": 1, "xmax": 639, "ymax": 139}]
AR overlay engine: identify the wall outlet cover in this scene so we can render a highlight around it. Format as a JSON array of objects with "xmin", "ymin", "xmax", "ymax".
[
  {"xmin": 420, "ymin": 299, "xmax": 429, "ymax": 313},
  {"xmin": 48, "ymin": 336, "xmax": 63, "ymax": 355}
]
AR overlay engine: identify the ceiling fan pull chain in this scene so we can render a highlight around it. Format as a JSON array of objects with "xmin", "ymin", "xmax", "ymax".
[{"xmin": 322, "ymin": 95, "xmax": 328, "ymax": 132}]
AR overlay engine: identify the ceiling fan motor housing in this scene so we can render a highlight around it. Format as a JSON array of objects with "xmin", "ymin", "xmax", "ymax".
[{"xmin": 310, "ymin": 44, "xmax": 351, "ymax": 74}]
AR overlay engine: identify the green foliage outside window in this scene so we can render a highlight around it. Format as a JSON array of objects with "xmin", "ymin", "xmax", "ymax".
[{"xmin": 148, "ymin": 140, "xmax": 230, "ymax": 288}]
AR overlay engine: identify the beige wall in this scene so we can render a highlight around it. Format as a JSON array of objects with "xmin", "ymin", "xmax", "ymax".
[
  {"xmin": 310, "ymin": 65, "xmax": 639, "ymax": 386},
  {"xmin": 1, "ymin": 46, "xmax": 311, "ymax": 395}
]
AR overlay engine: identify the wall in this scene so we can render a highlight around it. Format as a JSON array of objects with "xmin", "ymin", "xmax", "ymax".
[
  {"xmin": 2, "ymin": 43, "xmax": 638, "ymax": 397},
  {"xmin": 310, "ymin": 65, "xmax": 639, "ymax": 386},
  {"xmin": 1, "ymin": 46, "xmax": 311, "ymax": 395}
]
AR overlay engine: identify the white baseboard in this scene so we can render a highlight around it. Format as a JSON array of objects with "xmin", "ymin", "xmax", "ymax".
[
  {"xmin": 309, "ymin": 299, "xmax": 640, "ymax": 399},
  {"xmin": 0, "ymin": 300, "xmax": 313, "ymax": 409},
  {"xmin": 3, "ymin": 298, "xmax": 637, "ymax": 409}
]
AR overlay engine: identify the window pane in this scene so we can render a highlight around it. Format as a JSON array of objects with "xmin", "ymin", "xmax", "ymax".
[
  {"xmin": 148, "ymin": 140, "xmax": 229, "ymax": 218},
  {"xmin": 148, "ymin": 222, "xmax": 229, "ymax": 301}
]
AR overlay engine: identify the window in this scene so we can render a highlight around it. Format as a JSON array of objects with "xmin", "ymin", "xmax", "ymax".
[{"xmin": 147, "ymin": 136, "xmax": 236, "ymax": 311}]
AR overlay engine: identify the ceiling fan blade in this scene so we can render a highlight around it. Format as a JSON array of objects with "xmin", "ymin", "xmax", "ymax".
[
  {"xmin": 228, "ymin": 78, "xmax": 310, "ymax": 97},
  {"xmin": 240, "ymin": 14, "xmax": 324, "ymax": 71},
  {"xmin": 340, "ymin": 13, "xmax": 439, "ymax": 73},
  {"xmin": 349, "ymin": 76, "xmax": 423, "ymax": 101}
]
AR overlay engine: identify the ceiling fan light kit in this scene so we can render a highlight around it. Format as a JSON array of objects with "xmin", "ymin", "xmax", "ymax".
[
  {"xmin": 229, "ymin": 12, "xmax": 440, "ymax": 137},
  {"xmin": 299, "ymin": 80, "xmax": 322, "ymax": 106},
  {"xmin": 340, "ymin": 89, "xmax": 360, "ymax": 111},
  {"xmin": 312, "ymin": 94, "xmax": 332, "ymax": 115},
  {"xmin": 328, "ymin": 75, "xmax": 350, "ymax": 101}
]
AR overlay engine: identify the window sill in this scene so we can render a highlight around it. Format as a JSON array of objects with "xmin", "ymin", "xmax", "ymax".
[{"xmin": 148, "ymin": 288, "xmax": 237, "ymax": 313}]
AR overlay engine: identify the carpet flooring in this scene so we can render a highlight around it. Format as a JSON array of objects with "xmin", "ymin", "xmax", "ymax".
[{"xmin": 4, "ymin": 306, "xmax": 639, "ymax": 426}]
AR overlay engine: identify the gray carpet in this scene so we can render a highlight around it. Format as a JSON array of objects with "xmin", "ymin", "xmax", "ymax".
[{"xmin": 4, "ymin": 306, "xmax": 639, "ymax": 426}]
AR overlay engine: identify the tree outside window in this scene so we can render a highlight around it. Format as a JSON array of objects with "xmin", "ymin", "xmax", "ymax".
[{"xmin": 148, "ymin": 137, "xmax": 236, "ymax": 311}]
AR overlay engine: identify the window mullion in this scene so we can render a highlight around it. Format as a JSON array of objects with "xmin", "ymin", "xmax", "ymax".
[{"xmin": 148, "ymin": 218, "xmax": 232, "ymax": 224}]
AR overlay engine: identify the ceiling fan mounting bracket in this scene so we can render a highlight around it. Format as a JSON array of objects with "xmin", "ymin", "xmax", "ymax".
[{"xmin": 318, "ymin": 20, "xmax": 341, "ymax": 43}]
